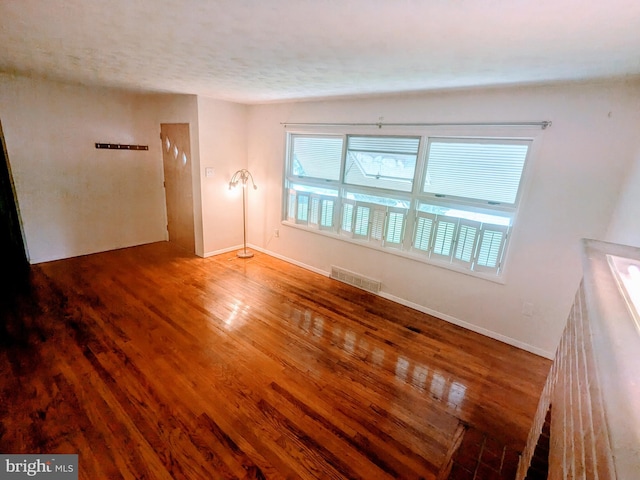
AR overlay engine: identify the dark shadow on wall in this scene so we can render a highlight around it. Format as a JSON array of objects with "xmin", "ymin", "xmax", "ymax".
[{"xmin": 0, "ymin": 118, "xmax": 30, "ymax": 304}]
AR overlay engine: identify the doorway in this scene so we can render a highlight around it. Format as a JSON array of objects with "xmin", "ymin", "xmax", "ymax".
[
  {"xmin": 160, "ymin": 123, "xmax": 195, "ymax": 254},
  {"xmin": 0, "ymin": 118, "xmax": 29, "ymax": 297}
]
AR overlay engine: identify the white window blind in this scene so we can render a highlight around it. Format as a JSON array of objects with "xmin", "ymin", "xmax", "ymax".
[
  {"xmin": 475, "ymin": 224, "xmax": 509, "ymax": 273},
  {"xmin": 287, "ymin": 189, "xmax": 297, "ymax": 222},
  {"xmin": 371, "ymin": 208, "xmax": 386, "ymax": 243},
  {"xmin": 413, "ymin": 213, "xmax": 435, "ymax": 252},
  {"xmin": 291, "ymin": 135, "xmax": 344, "ymax": 181},
  {"xmin": 341, "ymin": 201, "xmax": 355, "ymax": 233},
  {"xmin": 296, "ymin": 194, "xmax": 309, "ymax": 224},
  {"xmin": 384, "ymin": 209, "xmax": 406, "ymax": 247},
  {"xmin": 319, "ymin": 198, "xmax": 335, "ymax": 229},
  {"xmin": 309, "ymin": 196, "xmax": 320, "ymax": 227},
  {"xmin": 432, "ymin": 217, "xmax": 458, "ymax": 260},
  {"xmin": 353, "ymin": 204, "xmax": 371, "ymax": 239},
  {"xmin": 452, "ymin": 219, "xmax": 480, "ymax": 267},
  {"xmin": 424, "ymin": 140, "xmax": 530, "ymax": 204}
]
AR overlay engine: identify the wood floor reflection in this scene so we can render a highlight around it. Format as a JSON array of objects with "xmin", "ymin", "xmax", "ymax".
[{"xmin": 0, "ymin": 242, "xmax": 551, "ymax": 479}]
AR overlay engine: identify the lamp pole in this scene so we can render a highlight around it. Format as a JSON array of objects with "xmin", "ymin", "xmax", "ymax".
[
  {"xmin": 238, "ymin": 177, "xmax": 251, "ymax": 258},
  {"xmin": 229, "ymin": 169, "xmax": 257, "ymax": 258}
]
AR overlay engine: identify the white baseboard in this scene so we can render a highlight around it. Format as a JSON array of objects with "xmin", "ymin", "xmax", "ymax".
[
  {"xmin": 247, "ymin": 244, "xmax": 554, "ymax": 359},
  {"xmin": 249, "ymin": 244, "xmax": 330, "ymax": 277},
  {"xmin": 203, "ymin": 244, "xmax": 246, "ymax": 258},
  {"xmin": 378, "ymin": 291, "xmax": 553, "ymax": 359}
]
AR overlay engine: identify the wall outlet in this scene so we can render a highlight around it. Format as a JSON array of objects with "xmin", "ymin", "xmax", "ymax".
[
  {"xmin": 522, "ymin": 302, "xmax": 534, "ymax": 317},
  {"xmin": 274, "ymin": 228, "xmax": 279, "ymax": 238},
  {"xmin": 205, "ymin": 167, "xmax": 214, "ymax": 178}
]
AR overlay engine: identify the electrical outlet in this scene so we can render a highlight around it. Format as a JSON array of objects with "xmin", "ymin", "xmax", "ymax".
[
  {"xmin": 205, "ymin": 167, "xmax": 214, "ymax": 178},
  {"xmin": 522, "ymin": 302, "xmax": 534, "ymax": 317},
  {"xmin": 274, "ymin": 228, "xmax": 279, "ymax": 238}
]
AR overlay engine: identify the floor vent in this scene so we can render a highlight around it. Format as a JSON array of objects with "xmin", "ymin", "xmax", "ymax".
[{"xmin": 330, "ymin": 266, "xmax": 381, "ymax": 294}]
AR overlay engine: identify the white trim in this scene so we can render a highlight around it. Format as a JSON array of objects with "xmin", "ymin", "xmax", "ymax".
[
  {"xmin": 248, "ymin": 244, "xmax": 330, "ymax": 276},
  {"xmin": 249, "ymin": 243, "xmax": 554, "ymax": 359},
  {"xmin": 203, "ymin": 244, "xmax": 245, "ymax": 258},
  {"xmin": 378, "ymin": 291, "xmax": 553, "ymax": 359},
  {"xmin": 30, "ymin": 239, "xmax": 169, "ymax": 264}
]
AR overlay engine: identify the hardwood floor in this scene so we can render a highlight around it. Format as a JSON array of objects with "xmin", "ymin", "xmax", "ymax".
[{"xmin": 0, "ymin": 242, "xmax": 551, "ymax": 479}]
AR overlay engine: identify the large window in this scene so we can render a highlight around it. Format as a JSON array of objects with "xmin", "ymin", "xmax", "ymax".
[{"xmin": 284, "ymin": 131, "xmax": 532, "ymax": 278}]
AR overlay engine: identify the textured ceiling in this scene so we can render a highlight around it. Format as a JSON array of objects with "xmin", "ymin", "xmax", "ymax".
[{"xmin": 1, "ymin": 0, "xmax": 640, "ymax": 104}]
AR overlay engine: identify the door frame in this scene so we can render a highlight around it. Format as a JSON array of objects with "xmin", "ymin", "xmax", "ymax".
[{"xmin": 0, "ymin": 118, "xmax": 29, "ymax": 292}]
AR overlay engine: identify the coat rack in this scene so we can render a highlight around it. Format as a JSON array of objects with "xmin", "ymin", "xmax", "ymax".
[{"xmin": 95, "ymin": 143, "xmax": 148, "ymax": 150}]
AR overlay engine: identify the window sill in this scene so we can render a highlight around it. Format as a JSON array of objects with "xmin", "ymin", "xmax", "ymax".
[{"xmin": 281, "ymin": 220, "xmax": 507, "ymax": 285}]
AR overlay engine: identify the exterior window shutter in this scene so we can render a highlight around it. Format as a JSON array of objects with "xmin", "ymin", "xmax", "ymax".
[
  {"xmin": 452, "ymin": 219, "xmax": 481, "ymax": 267},
  {"xmin": 353, "ymin": 204, "xmax": 371, "ymax": 239},
  {"xmin": 413, "ymin": 212, "xmax": 436, "ymax": 253},
  {"xmin": 432, "ymin": 217, "xmax": 459, "ymax": 261},
  {"xmin": 384, "ymin": 208, "xmax": 406, "ymax": 247},
  {"xmin": 341, "ymin": 200, "xmax": 355, "ymax": 234},
  {"xmin": 475, "ymin": 224, "xmax": 509, "ymax": 274},
  {"xmin": 319, "ymin": 197, "xmax": 335, "ymax": 230},
  {"xmin": 296, "ymin": 193, "xmax": 310, "ymax": 224}
]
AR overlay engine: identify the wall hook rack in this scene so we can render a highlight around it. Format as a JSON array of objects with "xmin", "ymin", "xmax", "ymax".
[{"xmin": 95, "ymin": 143, "xmax": 148, "ymax": 151}]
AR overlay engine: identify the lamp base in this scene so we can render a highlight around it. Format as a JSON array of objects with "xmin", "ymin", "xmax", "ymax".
[{"xmin": 237, "ymin": 250, "xmax": 254, "ymax": 258}]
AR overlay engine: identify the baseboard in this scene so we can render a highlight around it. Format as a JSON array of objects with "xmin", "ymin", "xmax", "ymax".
[
  {"xmin": 378, "ymin": 291, "xmax": 554, "ymax": 359},
  {"xmin": 203, "ymin": 244, "xmax": 247, "ymax": 258},
  {"xmin": 249, "ymin": 244, "xmax": 554, "ymax": 360},
  {"xmin": 30, "ymin": 239, "xmax": 169, "ymax": 265},
  {"xmin": 249, "ymin": 244, "xmax": 330, "ymax": 277}
]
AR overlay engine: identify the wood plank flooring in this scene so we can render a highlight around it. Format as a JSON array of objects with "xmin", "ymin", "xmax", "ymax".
[{"xmin": 0, "ymin": 242, "xmax": 551, "ymax": 479}]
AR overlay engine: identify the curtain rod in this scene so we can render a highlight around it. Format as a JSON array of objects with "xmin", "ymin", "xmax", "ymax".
[{"xmin": 281, "ymin": 121, "xmax": 552, "ymax": 129}]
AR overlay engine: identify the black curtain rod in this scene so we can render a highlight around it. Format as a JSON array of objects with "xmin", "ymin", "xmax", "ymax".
[{"xmin": 281, "ymin": 121, "xmax": 552, "ymax": 129}]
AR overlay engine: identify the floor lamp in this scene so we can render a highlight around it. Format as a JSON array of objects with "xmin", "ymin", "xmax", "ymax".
[{"xmin": 228, "ymin": 169, "xmax": 257, "ymax": 258}]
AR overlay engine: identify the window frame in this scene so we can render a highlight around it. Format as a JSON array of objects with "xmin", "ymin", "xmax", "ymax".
[
  {"xmin": 282, "ymin": 127, "xmax": 538, "ymax": 282},
  {"xmin": 344, "ymin": 135, "xmax": 421, "ymax": 193}
]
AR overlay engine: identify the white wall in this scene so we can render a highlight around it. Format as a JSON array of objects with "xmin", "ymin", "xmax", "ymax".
[
  {"xmin": 3, "ymin": 72, "xmax": 637, "ymax": 357},
  {"xmin": 196, "ymin": 97, "xmax": 248, "ymax": 256},
  {"xmin": 247, "ymin": 79, "xmax": 640, "ymax": 357},
  {"xmin": 607, "ymin": 147, "xmax": 640, "ymax": 247},
  {"xmin": 0, "ymin": 74, "xmax": 199, "ymax": 263}
]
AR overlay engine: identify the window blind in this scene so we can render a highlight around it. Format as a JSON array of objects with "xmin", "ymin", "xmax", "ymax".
[
  {"xmin": 413, "ymin": 214, "xmax": 434, "ymax": 252},
  {"xmin": 296, "ymin": 194, "xmax": 309, "ymax": 223},
  {"xmin": 371, "ymin": 209, "xmax": 385, "ymax": 242},
  {"xmin": 354, "ymin": 205, "xmax": 371, "ymax": 238},
  {"xmin": 291, "ymin": 135, "xmax": 343, "ymax": 181},
  {"xmin": 475, "ymin": 224, "xmax": 508, "ymax": 272},
  {"xmin": 385, "ymin": 210, "xmax": 405, "ymax": 246},
  {"xmin": 424, "ymin": 140, "xmax": 529, "ymax": 204},
  {"xmin": 432, "ymin": 218, "xmax": 458, "ymax": 259},
  {"xmin": 320, "ymin": 198, "xmax": 335, "ymax": 228}
]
